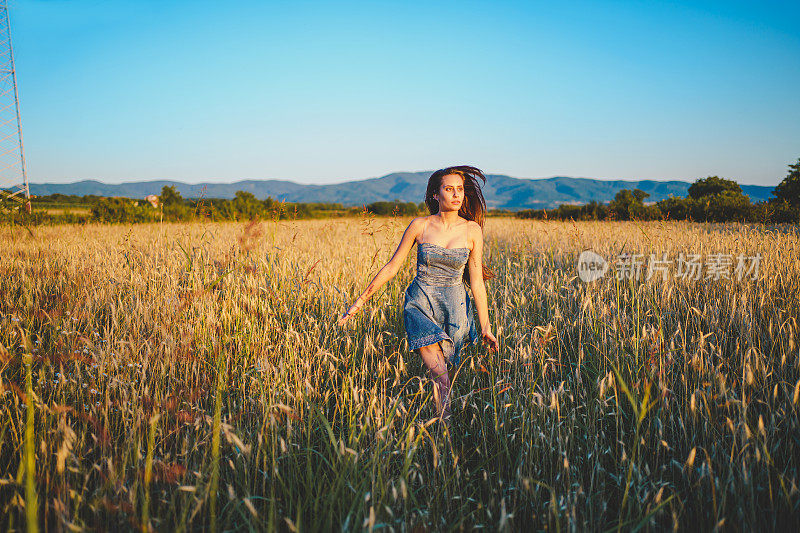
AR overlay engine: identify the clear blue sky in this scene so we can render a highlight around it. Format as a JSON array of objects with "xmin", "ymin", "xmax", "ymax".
[{"xmin": 11, "ymin": 0, "xmax": 800, "ymax": 186}]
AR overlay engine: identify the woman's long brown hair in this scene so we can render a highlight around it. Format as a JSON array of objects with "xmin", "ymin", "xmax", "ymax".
[{"xmin": 425, "ymin": 165, "xmax": 495, "ymax": 286}]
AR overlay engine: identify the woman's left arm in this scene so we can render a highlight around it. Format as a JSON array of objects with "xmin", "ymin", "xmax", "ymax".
[{"xmin": 467, "ymin": 223, "xmax": 499, "ymax": 353}]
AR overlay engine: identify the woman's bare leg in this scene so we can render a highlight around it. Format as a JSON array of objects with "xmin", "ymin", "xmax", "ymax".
[{"xmin": 418, "ymin": 342, "xmax": 451, "ymax": 424}]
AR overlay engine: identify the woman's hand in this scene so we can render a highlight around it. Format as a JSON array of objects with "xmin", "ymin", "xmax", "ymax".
[
  {"xmin": 481, "ymin": 330, "xmax": 499, "ymax": 353},
  {"xmin": 336, "ymin": 303, "xmax": 361, "ymax": 326}
]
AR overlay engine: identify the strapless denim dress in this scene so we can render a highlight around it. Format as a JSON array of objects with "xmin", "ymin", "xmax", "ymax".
[{"xmin": 403, "ymin": 242, "xmax": 479, "ymax": 367}]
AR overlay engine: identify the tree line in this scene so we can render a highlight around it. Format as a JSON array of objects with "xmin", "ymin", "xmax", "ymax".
[
  {"xmin": 516, "ymin": 158, "xmax": 800, "ymax": 223},
  {"xmin": 6, "ymin": 157, "xmax": 799, "ymax": 225},
  {"xmin": 7, "ymin": 188, "xmax": 428, "ymax": 225},
  {"xmin": 93, "ymin": 189, "xmax": 427, "ymax": 223}
]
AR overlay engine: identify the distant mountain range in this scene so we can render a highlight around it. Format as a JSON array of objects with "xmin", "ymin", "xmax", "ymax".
[{"xmin": 29, "ymin": 172, "xmax": 776, "ymax": 210}]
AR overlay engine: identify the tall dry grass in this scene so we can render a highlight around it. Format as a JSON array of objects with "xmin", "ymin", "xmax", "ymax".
[{"xmin": 0, "ymin": 216, "xmax": 799, "ymax": 531}]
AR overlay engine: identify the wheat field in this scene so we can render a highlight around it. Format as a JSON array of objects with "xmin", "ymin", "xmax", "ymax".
[{"xmin": 1, "ymin": 216, "xmax": 799, "ymax": 531}]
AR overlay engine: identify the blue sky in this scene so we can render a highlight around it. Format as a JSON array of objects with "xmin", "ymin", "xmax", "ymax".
[{"xmin": 10, "ymin": 0, "xmax": 800, "ymax": 186}]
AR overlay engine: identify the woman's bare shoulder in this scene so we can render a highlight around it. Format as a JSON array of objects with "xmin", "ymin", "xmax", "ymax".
[
  {"xmin": 465, "ymin": 219, "xmax": 482, "ymax": 235},
  {"xmin": 405, "ymin": 216, "xmax": 427, "ymax": 235},
  {"xmin": 409, "ymin": 216, "xmax": 428, "ymax": 228}
]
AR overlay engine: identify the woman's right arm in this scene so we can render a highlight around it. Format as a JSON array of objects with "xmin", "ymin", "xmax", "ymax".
[{"xmin": 337, "ymin": 217, "xmax": 425, "ymax": 325}]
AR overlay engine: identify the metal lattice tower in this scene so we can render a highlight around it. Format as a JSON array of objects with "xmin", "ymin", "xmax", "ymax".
[{"xmin": 0, "ymin": 0, "xmax": 29, "ymax": 213}]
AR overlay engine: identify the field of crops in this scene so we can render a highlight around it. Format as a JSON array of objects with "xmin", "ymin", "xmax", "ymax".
[{"xmin": 1, "ymin": 216, "xmax": 799, "ymax": 531}]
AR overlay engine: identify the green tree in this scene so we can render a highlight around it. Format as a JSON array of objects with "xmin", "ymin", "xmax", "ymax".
[
  {"xmin": 683, "ymin": 176, "xmax": 755, "ymax": 222},
  {"xmin": 610, "ymin": 189, "xmax": 651, "ymax": 220},
  {"xmin": 232, "ymin": 191, "xmax": 262, "ymax": 220},
  {"xmin": 688, "ymin": 176, "xmax": 742, "ymax": 199},
  {"xmin": 772, "ymin": 158, "xmax": 800, "ymax": 209},
  {"xmin": 159, "ymin": 186, "xmax": 192, "ymax": 221},
  {"xmin": 159, "ymin": 185, "xmax": 184, "ymax": 206}
]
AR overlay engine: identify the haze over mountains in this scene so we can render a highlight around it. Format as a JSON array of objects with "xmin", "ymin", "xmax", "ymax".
[{"xmin": 30, "ymin": 172, "xmax": 775, "ymax": 210}]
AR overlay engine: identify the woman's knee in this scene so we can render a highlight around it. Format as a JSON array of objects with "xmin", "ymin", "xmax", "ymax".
[
  {"xmin": 418, "ymin": 342, "xmax": 443, "ymax": 360},
  {"xmin": 419, "ymin": 352, "xmax": 443, "ymax": 373}
]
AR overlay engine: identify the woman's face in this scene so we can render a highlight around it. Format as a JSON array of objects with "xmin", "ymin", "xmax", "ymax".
[{"xmin": 436, "ymin": 174, "xmax": 465, "ymax": 213}]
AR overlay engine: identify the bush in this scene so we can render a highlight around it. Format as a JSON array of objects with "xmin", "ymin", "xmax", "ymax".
[
  {"xmin": 705, "ymin": 191, "xmax": 753, "ymax": 222},
  {"xmin": 365, "ymin": 201, "xmax": 420, "ymax": 216},
  {"xmin": 91, "ymin": 198, "xmax": 158, "ymax": 223},
  {"xmin": 657, "ymin": 196, "xmax": 695, "ymax": 220}
]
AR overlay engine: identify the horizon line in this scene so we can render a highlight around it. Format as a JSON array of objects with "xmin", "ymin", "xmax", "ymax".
[{"xmin": 27, "ymin": 172, "xmax": 778, "ymax": 188}]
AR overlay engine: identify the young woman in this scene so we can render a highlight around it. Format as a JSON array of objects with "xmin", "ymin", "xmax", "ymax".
[{"xmin": 337, "ymin": 166, "xmax": 500, "ymax": 424}]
